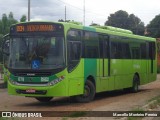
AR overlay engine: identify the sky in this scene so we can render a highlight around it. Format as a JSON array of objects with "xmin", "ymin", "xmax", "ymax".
[{"xmin": 0, "ymin": 0, "xmax": 160, "ymax": 26}]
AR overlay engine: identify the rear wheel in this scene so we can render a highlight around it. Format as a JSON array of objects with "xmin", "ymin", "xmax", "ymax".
[
  {"xmin": 131, "ymin": 75, "xmax": 139, "ymax": 93},
  {"xmin": 35, "ymin": 97, "xmax": 53, "ymax": 102},
  {"xmin": 74, "ymin": 80, "xmax": 95, "ymax": 103}
]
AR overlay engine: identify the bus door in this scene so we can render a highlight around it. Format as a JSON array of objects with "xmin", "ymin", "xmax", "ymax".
[{"xmin": 98, "ymin": 35, "xmax": 110, "ymax": 91}]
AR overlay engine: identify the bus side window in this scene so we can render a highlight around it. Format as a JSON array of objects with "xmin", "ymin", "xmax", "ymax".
[
  {"xmin": 149, "ymin": 42, "xmax": 156, "ymax": 60},
  {"xmin": 83, "ymin": 31, "xmax": 99, "ymax": 58},
  {"xmin": 132, "ymin": 48, "xmax": 140, "ymax": 59},
  {"xmin": 122, "ymin": 43, "xmax": 131, "ymax": 59},
  {"xmin": 68, "ymin": 42, "xmax": 81, "ymax": 61},
  {"xmin": 140, "ymin": 43, "xmax": 147, "ymax": 59},
  {"xmin": 111, "ymin": 42, "xmax": 122, "ymax": 59}
]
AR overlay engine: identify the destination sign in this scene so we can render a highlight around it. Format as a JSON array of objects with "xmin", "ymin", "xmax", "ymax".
[
  {"xmin": 16, "ymin": 24, "xmax": 55, "ymax": 32},
  {"xmin": 10, "ymin": 22, "xmax": 64, "ymax": 36}
]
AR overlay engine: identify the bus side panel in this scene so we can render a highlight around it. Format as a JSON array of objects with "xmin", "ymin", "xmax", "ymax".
[
  {"xmin": 148, "ymin": 59, "xmax": 157, "ymax": 83},
  {"xmin": 97, "ymin": 59, "xmax": 113, "ymax": 92},
  {"xmin": 96, "ymin": 59, "xmax": 103, "ymax": 92},
  {"xmin": 111, "ymin": 59, "xmax": 123, "ymax": 90},
  {"xmin": 112, "ymin": 59, "xmax": 133, "ymax": 90},
  {"xmin": 84, "ymin": 59, "xmax": 98, "ymax": 89},
  {"xmin": 140, "ymin": 60, "xmax": 148, "ymax": 85},
  {"xmin": 122, "ymin": 60, "xmax": 133, "ymax": 88},
  {"xmin": 68, "ymin": 59, "xmax": 84, "ymax": 96}
]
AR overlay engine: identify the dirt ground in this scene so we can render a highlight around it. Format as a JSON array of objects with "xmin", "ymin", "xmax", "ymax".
[{"xmin": 0, "ymin": 75, "xmax": 160, "ymax": 120}]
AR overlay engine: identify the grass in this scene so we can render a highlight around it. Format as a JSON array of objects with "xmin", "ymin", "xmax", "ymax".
[
  {"xmin": 127, "ymin": 95, "xmax": 160, "ymax": 120},
  {"xmin": 128, "ymin": 107, "xmax": 145, "ymax": 120},
  {"xmin": 0, "ymin": 118, "xmax": 19, "ymax": 120},
  {"xmin": 147, "ymin": 95, "xmax": 160, "ymax": 109},
  {"xmin": 68, "ymin": 111, "xmax": 87, "ymax": 117}
]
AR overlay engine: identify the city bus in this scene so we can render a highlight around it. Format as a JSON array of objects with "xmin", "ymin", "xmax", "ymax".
[{"xmin": 3, "ymin": 21, "xmax": 157, "ymax": 103}]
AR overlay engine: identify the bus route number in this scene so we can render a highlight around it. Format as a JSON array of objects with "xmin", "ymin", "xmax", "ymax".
[{"xmin": 16, "ymin": 26, "xmax": 25, "ymax": 32}]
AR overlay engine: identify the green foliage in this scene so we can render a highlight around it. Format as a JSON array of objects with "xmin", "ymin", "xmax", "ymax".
[
  {"xmin": 105, "ymin": 10, "xmax": 129, "ymax": 29},
  {"xmin": 0, "ymin": 34, "xmax": 3, "ymax": 62},
  {"xmin": 90, "ymin": 23, "xmax": 100, "ymax": 26},
  {"xmin": 105, "ymin": 10, "xmax": 145, "ymax": 35},
  {"xmin": 68, "ymin": 111, "xmax": 87, "ymax": 117},
  {"xmin": 20, "ymin": 15, "xmax": 27, "ymax": 22},
  {"xmin": 0, "ymin": 12, "xmax": 25, "ymax": 63},
  {"xmin": 157, "ymin": 66, "xmax": 160, "ymax": 73},
  {"xmin": 147, "ymin": 14, "xmax": 160, "ymax": 38}
]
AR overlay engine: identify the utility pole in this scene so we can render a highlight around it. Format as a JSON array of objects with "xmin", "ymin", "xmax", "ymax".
[
  {"xmin": 65, "ymin": 6, "xmax": 66, "ymax": 22},
  {"xmin": 28, "ymin": 0, "xmax": 30, "ymax": 21},
  {"xmin": 83, "ymin": 0, "xmax": 85, "ymax": 26}
]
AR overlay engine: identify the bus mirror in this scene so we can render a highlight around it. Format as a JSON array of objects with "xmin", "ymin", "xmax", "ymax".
[
  {"xmin": 2, "ymin": 35, "xmax": 10, "ymax": 56},
  {"xmin": 3, "ymin": 40, "xmax": 10, "ymax": 55}
]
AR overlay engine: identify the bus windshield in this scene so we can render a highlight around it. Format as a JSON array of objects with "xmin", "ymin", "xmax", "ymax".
[{"xmin": 9, "ymin": 36, "xmax": 65, "ymax": 70}]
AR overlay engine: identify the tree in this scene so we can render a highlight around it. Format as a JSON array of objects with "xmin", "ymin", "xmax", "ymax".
[
  {"xmin": 105, "ymin": 10, "xmax": 145, "ymax": 35},
  {"xmin": 0, "ymin": 12, "xmax": 18, "ymax": 63},
  {"xmin": 90, "ymin": 23, "xmax": 100, "ymax": 26},
  {"xmin": 0, "ymin": 12, "xmax": 18, "ymax": 35},
  {"xmin": 128, "ymin": 14, "xmax": 145, "ymax": 35},
  {"xmin": 1, "ymin": 14, "xmax": 8, "ymax": 34},
  {"xmin": 146, "ymin": 14, "xmax": 160, "ymax": 38},
  {"xmin": 20, "ymin": 15, "xmax": 27, "ymax": 22},
  {"xmin": 105, "ymin": 10, "xmax": 129, "ymax": 29},
  {"xmin": 8, "ymin": 12, "xmax": 18, "ymax": 26},
  {"xmin": 58, "ymin": 19, "xmax": 65, "ymax": 22}
]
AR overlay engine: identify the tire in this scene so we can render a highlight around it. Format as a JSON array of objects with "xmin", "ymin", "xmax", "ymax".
[
  {"xmin": 131, "ymin": 75, "xmax": 139, "ymax": 93},
  {"xmin": 35, "ymin": 97, "xmax": 53, "ymax": 102},
  {"xmin": 74, "ymin": 80, "xmax": 96, "ymax": 103}
]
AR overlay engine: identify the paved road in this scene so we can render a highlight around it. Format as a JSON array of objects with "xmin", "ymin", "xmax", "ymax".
[{"xmin": 0, "ymin": 75, "xmax": 160, "ymax": 120}]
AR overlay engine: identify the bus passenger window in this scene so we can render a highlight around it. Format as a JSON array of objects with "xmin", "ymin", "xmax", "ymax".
[
  {"xmin": 68, "ymin": 42, "xmax": 81, "ymax": 61},
  {"xmin": 132, "ymin": 48, "xmax": 140, "ymax": 59},
  {"xmin": 83, "ymin": 31, "xmax": 99, "ymax": 58},
  {"xmin": 67, "ymin": 29, "xmax": 81, "ymax": 72}
]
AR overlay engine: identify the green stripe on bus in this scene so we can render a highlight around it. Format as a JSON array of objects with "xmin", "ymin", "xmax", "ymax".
[{"xmin": 84, "ymin": 59, "xmax": 97, "ymax": 81}]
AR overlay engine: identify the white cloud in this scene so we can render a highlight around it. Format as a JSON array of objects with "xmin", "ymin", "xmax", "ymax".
[{"xmin": 0, "ymin": 0, "xmax": 160, "ymax": 26}]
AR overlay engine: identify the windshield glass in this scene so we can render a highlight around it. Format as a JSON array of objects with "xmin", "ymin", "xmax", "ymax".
[{"xmin": 9, "ymin": 36, "xmax": 65, "ymax": 70}]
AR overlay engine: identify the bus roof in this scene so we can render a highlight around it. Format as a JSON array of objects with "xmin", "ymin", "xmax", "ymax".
[
  {"xmin": 60, "ymin": 21, "xmax": 156, "ymax": 42},
  {"xmin": 12, "ymin": 21, "xmax": 156, "ymax": 42}
]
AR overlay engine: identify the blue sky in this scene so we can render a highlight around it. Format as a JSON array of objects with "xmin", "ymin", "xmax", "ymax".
[{"xmin": 0, "ymin": 0, "xmax": 160, "ymax": 26}]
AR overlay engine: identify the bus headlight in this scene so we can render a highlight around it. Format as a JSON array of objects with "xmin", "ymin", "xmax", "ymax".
[
  {"xmin": 9, "ymin": 79, "xmax": 18, "ymax": 85},
  {"xmin": 48, "ymin": 76, "xmax": 65, "ymax": 86}
]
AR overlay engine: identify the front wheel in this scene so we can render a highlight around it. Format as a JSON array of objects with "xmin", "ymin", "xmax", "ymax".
[
  {"xmin": 74, "ymin": 80, "xmax": 96, "ymax": 103},
  {"xmin": 35, "ymin": 97, "xmax": 53, "ymax": 102}
]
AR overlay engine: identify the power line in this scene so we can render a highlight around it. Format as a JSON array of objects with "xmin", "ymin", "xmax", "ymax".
[{"xmin": 55, "ymin": 0, "xmax": 107, "ymax": 17}]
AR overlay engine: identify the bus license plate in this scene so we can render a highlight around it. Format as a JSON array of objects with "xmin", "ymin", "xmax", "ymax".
[{"xmin": 26, "ymin": 89, "xmax": 36, "ymax": 93}]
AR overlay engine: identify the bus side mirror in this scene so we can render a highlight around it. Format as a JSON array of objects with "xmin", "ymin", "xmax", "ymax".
[{"xmin": 2, "ymin": 35, "xmax": 10, "ymax": 56}]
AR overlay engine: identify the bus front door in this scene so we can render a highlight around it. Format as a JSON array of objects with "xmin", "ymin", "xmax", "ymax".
[{"xmin": 98, "ymin": 35, "xmax": 111, "ymax": 92}]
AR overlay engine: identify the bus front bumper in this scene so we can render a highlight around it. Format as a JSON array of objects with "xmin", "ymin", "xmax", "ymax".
[{"xmin": 8, "ymin": 80, "xmax": 68, "ymax": 97}]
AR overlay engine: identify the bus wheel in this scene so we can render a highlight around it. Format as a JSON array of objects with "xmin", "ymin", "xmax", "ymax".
[
  {"xmin": 75, "ymin": 80, "xmax": 95, "ymax": 103},
  {"xmin": 131, "ymin": 75, "xmax": 139, "ymax": 93},
  {"xmin": 35, "ymin": 97, "xmax": 53, "ymax": 102}
]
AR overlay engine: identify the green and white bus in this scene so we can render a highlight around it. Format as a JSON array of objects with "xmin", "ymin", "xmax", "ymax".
[{"xmin": 3, "ymin": 21, "xmax": 157, "ymax": 102}]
